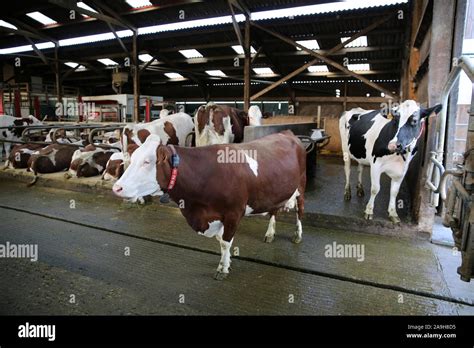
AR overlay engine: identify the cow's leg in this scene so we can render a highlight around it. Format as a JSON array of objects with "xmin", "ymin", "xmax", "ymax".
[
  {"xmin": 388, "ymin": 178, "xmax": 403, "ymax": 224},
  {"xmin": 3, "ymin": 146, "xmax": 10, "ymax": 169},
  {"xmin": 294, "ymin": 193, "xmax": 304, "ymax": 244},
  {"xmin": 356, "ymin": 164, "xmax": 365, "ymax": 197},
  {"xmin": 214, "ymin": 216, "xmax": 239, "ymax": 280},
  {"xmin": 264, "ymin": 213, "xmax": 277, "ymax": 243},
  {"xmin": 364, "ymin": 166, "xmax": 381, "ymax": 220},
  {"xmin": 343, "ymin": 154, "xmax": 352, "ymax": 201},
  {"xmin": 3, "ymin": 141, "xmax": 11, "ymax": 160},
  {"xmin": 215, "ymin": 235, "xmax": 232, "ymax": 276}
]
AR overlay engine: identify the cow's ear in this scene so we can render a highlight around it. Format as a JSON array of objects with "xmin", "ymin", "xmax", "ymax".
[
  {"xmin": 421, "ymin": 104, "xmax": 442, "ymax": 118},
  {"xmin": 156, "ymin": 145, "xmax": 168, "ymax": 164},
  {"xmin": 117, "ymin": 163, "xmax": 124, "ymax": 178}
]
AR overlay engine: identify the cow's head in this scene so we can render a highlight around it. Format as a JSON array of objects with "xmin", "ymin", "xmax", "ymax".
[
  {"xmin": 77, "ymin": 162, "xmax": 98, "ymax": 177},
  {"xmin": 113, "ymin": 135, "xmax": 163, "ymax": 201},
  {"xmin": 103, "ymin": 144, "xmax": 138, "ymax": 181},
  {"xmin": 386, "ymin": 100, "xmax": 442, "ymax": 155},
  {"xmin": 103, "ymin": 152, "xmax": 125, "ymax": 181}
]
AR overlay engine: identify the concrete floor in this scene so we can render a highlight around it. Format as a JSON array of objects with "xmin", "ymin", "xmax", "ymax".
[
  {"xmin": 307, "ymin": 156, "xmax": 412, "ymax": 222},
  {"xmin": 0, "ymin": 180, "xmax": 473, "ymax": 315}
]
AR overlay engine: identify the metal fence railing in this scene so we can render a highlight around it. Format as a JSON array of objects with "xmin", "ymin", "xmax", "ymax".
[{"xmin": 425, "ymin": 55, "xmax": 474, "ymax": 206}]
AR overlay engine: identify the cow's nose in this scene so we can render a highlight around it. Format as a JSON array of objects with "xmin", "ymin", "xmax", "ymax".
[
  {"xmin": 387, "ymin": 142, "xmax": 398, "ymax": 152},
  {"xmin": 113, "ymin": 184, "xmax": 123, "ymax": 194}
]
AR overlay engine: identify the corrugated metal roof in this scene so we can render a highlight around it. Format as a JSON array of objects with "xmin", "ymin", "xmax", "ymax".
[
  {"xmin": 0, "ymin": 0, "xmax": 409, "ymax": 98},
  {"xmin": 251, "ymin": 0, "xmax": 408, "ymax": 20}
]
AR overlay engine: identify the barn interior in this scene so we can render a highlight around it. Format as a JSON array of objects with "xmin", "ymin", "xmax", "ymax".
[{"xmin": 0, "ymin": 0, "xmax": 473, "ymax": 316}]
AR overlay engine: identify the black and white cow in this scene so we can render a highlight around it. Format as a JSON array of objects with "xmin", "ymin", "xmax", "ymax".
[
  {"xmin": 339, "ymin": 100, "xmax": 442, "ymax": 223},
  {"xmin": 0, "ymin": 115, "xmax": 42, "ymax": 159}
]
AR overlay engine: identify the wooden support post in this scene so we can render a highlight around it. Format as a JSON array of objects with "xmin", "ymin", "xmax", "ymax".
[
  {"xmin": 343, "ymin": 79, "xmax": 348, "ymax": 111},
  {"xmin": 446, "ymin": 0, "xmax": 468, "ymax": 176},
  {"xmin": 145, "ymin": 98, "xmax": 151, "ymax": 122},
  {"xmin": 413, "ymin": 0, "xmax": 456, "ymax": 232},
  {"xmin": 33, "ymin": 96, "xmax": 40, "ymax": 119},
  {"xmin": 0, "ymin": 89, "xmax": 4, "ymax": 115},
  {"xmin": 54, "ymin": 44, "xmax": 62, "ymax": 120},
  {"xmin": 78, "ymin": 95, "xmax": 83, "ymax": 122},
  {"xmin": 243, "ymin": 16, "xmax": 251, "ymax": 112},
  {"xmin": 133, "ymin": 31, "xmax": 140, "ymax": 122},
  {"xmin": 14, "ymin": 89, "xmax": 21, "ymax": 117}
]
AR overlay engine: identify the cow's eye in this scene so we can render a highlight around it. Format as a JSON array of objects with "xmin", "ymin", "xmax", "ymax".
[{"xmin": 411, "ymin": 118, "xmax": 418, "ymax": 126}]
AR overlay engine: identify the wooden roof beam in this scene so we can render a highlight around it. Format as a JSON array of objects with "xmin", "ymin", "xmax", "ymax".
[
  {"xmin": 250, "ymin": 12, "xmax": 398, "ymax": 100},
  {"xmin": 48, "ymin": 0, "xmax": 132, "ymax": 30}
]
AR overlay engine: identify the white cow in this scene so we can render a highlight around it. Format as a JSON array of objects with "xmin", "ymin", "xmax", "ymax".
[{"xmin": 121, "ymin": 112, "xmax": 194, "ymax": 170}]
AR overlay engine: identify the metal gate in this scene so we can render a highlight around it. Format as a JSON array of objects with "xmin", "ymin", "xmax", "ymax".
[{"xmin": 426, "ymin": 55, "xmax": 474, "ymax": 282}]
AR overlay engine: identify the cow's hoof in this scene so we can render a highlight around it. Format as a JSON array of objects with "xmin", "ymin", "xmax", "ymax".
[
  {"xmin": 214, "ymin": 271, "xmax": 228, "ymax": 281},
  {"xmin": 264, "ymin": 235, "xmax": 274, "ymax": 243},
  {"xmin": 356, "ymin": 185, "xmax": 365, "ymax": 197},
  {"xmin": 217, "ymin": 263, "xmax": 231, "ymax": 272},
  {"xmin": 344, "ymin": 189, "xmax": 351, "ymax": 201},
  {"xmin": 390, "ymin": 216, "xmax": 401, "ymax": 224},
  {"xmin": 64, "ymin": 172, "xmax": 72, "ymax": 180},
  {"xmin": 292, "ymin": 235, "xmax": 302, "ymax": 244},
  {"xmin": 159, "ymin": 193, "xmax": 170, "ymax": 204},
  {"xmin": 27, "ymin": 176, "xmax": 38, "ymax": 187},
  {"xmin": 364, "ymin": 213, "xmax": 373, "ymax": 220}
]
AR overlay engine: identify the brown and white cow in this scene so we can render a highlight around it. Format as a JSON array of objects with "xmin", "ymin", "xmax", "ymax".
[
  {"xmin": 113, "ymin": 130, "xmax": 306, "ymax": 280},
  {"xmin": 102, "ymin": 144, "xmax": 139, "ymax": 181},
  {"xmin": 4, "ymin": 143, "xmax": 45, "ymax": 169},
  {"xmin": 121, "ymin": 112, "xmax": 194, "ymax": 169},
  {"xmin": 27, "ymin": 144, "xmax": 79, "ymax": 185},
  {"xmin": 66, "ymin": 144, "xmax": 117, "ymax": 178},
  {"xmin": 194, "ymin": 104, "xmax": 262, "ymax": 146}
]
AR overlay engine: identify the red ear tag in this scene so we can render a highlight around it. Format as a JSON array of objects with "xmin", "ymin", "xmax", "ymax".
[{"xmin": 167, "ymin": 168, "xmax": 178, "ymax": 190}]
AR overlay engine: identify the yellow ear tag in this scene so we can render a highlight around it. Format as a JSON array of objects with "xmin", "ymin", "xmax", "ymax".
[{"xmin": 387, "ymin": 112, "xmax": 393, "ymax": 120}]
